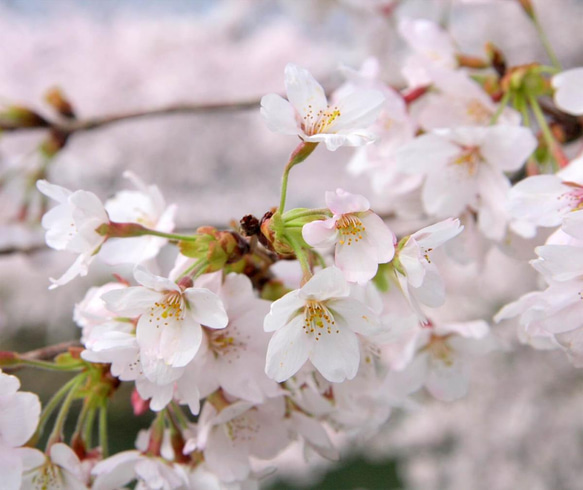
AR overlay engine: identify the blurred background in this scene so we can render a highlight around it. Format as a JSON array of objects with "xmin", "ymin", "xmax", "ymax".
[{"xmin": 1, "ymin": 0, "xmax": 583, "ymax": 488}]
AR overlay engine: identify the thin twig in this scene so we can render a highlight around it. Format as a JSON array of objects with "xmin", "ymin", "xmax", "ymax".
[
  {"xmin": 0, "ymin": 99, "xmax": 261, "ymax": 135},
  {"xmin": 20, "ymin": 340, "xmax": 81, "ymax": 361}
]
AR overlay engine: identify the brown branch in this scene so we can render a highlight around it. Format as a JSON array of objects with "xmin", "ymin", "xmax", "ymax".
[
  {"xmin": 0, "ymin": 98, "xmax": 261, "ymax": 136},
  {"xmin": 19, "ymin": 340, "xmax": 81, "ymax": 361}
]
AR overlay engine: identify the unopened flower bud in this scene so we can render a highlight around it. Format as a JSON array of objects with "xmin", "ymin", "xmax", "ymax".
[
  {"xmin": 485, "ymin": 42, "xmax": 506, "ymax": 77},
  {"xmin": 44, "ymin": 87, "xmax": 76, "ymax": 119},
  {"xmin": 40, "ymin": 128, "xmax": 69, "ymax": 158},
  {"xmin": 0, "ymin": 105, "xmax": 48, "ymax": 130}
]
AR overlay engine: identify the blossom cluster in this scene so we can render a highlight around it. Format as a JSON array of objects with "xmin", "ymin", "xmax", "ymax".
[{"xmin": 2, "ymin": 5, "xmax": 583, "ymax": 489}]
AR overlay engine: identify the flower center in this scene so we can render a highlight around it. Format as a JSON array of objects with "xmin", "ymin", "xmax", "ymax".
[
  {"xmin": 466, "ymin": 99, "xmax": 492, "ymax": 124},
  {"xmin": 449, "ymin": 146, "xmax": 481, "ymax": 176},
  {"xmin": 31, "ymin": 461, "xmax": 63, "ymax": 489},
  {"xmin": 561, "ymin": 182, "xmax": 583, "ymax": 212},
  {"xmin": 301, "ymin": 104, "xmax": 342, "ymax": 135},
  {"xmin": 147, "ymin": 291, "xmax": 184, "ymax": 329},
  {"xmin": 207, "ymin": 324, "xmax": 247, "ymax": 360},
  {"xmin": 426, "ymin": 334, "xmax": 454, "ymax": 366},
  {"xmin": 226, "ymin": 410, "xmax": 260, "ymax": 443},
  {"xmin": 336, "ymin": 214, "xmax": 365, "ymax": 246},
  {"xmin": 303, "ymin": 301, "xmax": 339, "ymax": 340}
]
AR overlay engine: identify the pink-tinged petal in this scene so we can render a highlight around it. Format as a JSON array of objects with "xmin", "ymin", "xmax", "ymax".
[
  {"xmin": 422, "ymin": 161, "xmax": 479, "ymax": 216},
  {"xmin": 304, "ymin": 132, "xmax": 372, "ymax": 151},
  {"xmin": 284, "ymin": 63, "xmax": 328, "ymax": 120},
  {"xmin": 436, "ymin": 320, "xmax": 489, "ymax": 339},
  {"xmin": 102, "ymin": 286, "xmax": 162, "ymax": 317},
  {"xmin": 204, "ymin": 425, "xmax": 251, "ymax": 482},
  {"xmin": 135, "ymin": 378, "xmax": 175, "ymax": 411},
  {"xmin": 480, "ymin": 125, "xmax": 537, "ymax": 172},
  {"xmin": 410, "ymin": 267, "xmax": 446, "ymax": 308},
  {"xmin": 334, "ymin": 239, "xmax": 379, "ymax": 284},
  {"xmin": 19, "ymin": 447, "xmax": 46, "ymax": 470},
  {"xmin": 477, "ymin": 164, "xmax": 511, "ymax": 241},
  {"xmin": 411, "ymin": 218, "xmax": 463, "ymax": 249},
  {"xmin": 358, "ymin": 212, "xmax": 395, "ymax": 263},
  {"xmin": 265, "ymin": 316, "xmax": 312, "ymax": 382},
  {"xmin": 327, "ymin": 298, "xmax": 380, "ymax": 336},
  {"xmin": 0, "ymin": 372, "xmax": 20, "ymax": 394},
  {"xmin": 562, "ymin": 209, "xmax": 583, "ymax": 239},
  {"xmin": 183, "ymin": 288, "xmax": 228, "ymax": 329},
  {"xmin": 92, "ymin": 451, "xmax": 141, "ymax": 490},
  {"xmin": 158, "ymin": 316, "xmax": 203, "ymax": 367},
  {"xmin": 260, "ymin": 94, "xmax": 299, "ymax": 135},
  {"xmin": 264, "ymin": 290, "xmax": 304, "ymax": 332},
  {"xmin": 399, "ymin": 240, "xmax": 426, "ymax": 288},
  {"xmin": 325, "ymin": 188, "xmax": 369, "ymax": 214},
  {"xmin": 329, "ymin": 89, "xmax": 385, "ymax": 132},
  {"xmin": 0, "ymin": 446, "xmax": 23, "ymax": 490},
  {"xmin": 70, "ymin": 190, "xmax": 108, "ymax": 224},
  {"xmin": 36, "ymin": 179, "xmax": 73, "ymax": 203},
  {"xmin": 134, "ymin": 266, "xmax": 179, "ymax": 293},
  {"xmin": 299, "ymin": 267, "xmax": 350, "ymax": 301},
  {"xmin": 302, "ymin": 218, "xmax": 338, "ymax": 248},
  {"xmin": 309, "ymin": 328, "xmax": 359, "ymax": 382},
  {"xmin": 507, "ymin": 175, "xmax": 569, "ymax": 226},
  {"xmin": 532, "ymin": 245, "xmax": 583, "ymax": 281},
  {"xmin": 558, "ymin": 155, "xmax": 583, "ymax": 182},
  {"xmin": 49, "ymin": 443, "xmax": 83, "ymax": 478},
  {"xmin": 552, "ymin": 68, "xmax": 583, "ymax": 116},
  {"xmin": 42, "ymin": 204, "xmax": 74, "ymax": 250},
  {"xmin": 0, "ymin": 391, "xmax": 40, "ymax": 447},
  {"xmin": 426, "ymin": 356, "xmax": 469, "ymax": 401},
  {"xmin": 48, "ymin": 254, "xmax": 93, "ymax": 290},
  {"xmin": 289, "ymin": 412, "xmax": 338, "ymax": 460},
  {"xmin": 395, "ymin": 133, "xmax": 459, "ymax": 174}
]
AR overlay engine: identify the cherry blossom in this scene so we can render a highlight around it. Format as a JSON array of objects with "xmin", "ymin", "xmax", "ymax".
[
  {"xmin": 99, "ymin": 171, "xmax": 177, "ymax": 265},
  {"xmin": 260, "ymin": 63, "xmax": 384, "ymax": 151},
  {"xmin": 383, "ymin": 319, "xmax": 496, "ymax": 401},
  {"xmin": 552, "ymin": 67, "xmax": 583, "ymax": 116},
  {"xmin": 302, "ymin": 188, "xmax": 395, "ymax": 284},
  {"xmin": 0, "ymin": 371, "xmax": 41, "ymax": 490},
  {"xmin": 91, "ymin": 451, "xmax": 188, "ymax": 490},
  {"xmin": 395, "ymin": 126, "xmax": 537, "ymax": 240},
  {"xmin": 191, "ymin": 398, "xmax": 289, "ymax": 483},
  {"xmin": 176, "ymin": 272, "xmax": 280, "ymax": 405},
  {"xmin": 102, "ymin": 266, "xmax": 228, "ymax": 382},
  {"xmin": 507, "ymin": 156, "xmax": 583, "ymax": 237},
  {"xmin": 21, "ymin": 443, "xmax": 89, "ymax": 490},
  {"xmin": 264, "ymin": 267, "xmax": 381, "ymax": 383},
  {"xmin": 394, "ymin": 218, "xmax": 463, "ymax": 317},
  {"xmin": 36, "ymin": 180, "xmax": 109, "ymax": 289}
]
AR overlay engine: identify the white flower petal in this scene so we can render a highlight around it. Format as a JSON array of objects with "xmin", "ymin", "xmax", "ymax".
[
  {"xmin": 260, "ymin": 93, "xmax": 300, "ymax": 135},
  {"xmin": 183, "ymin": 288, "xmax": 228, "ymax": 330},
  {"xmin": 265, "ymin": 315, "xmax": 312, "ymax": 382},
  {"xmin": 309, "ymin": 328, "xmax": 359, "ymax": 382}
]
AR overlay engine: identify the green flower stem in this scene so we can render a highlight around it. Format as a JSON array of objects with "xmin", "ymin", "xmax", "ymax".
[
  {"xmin": 105, "ymin": 222, "xmax": 199, "ymax": 242},
  {"xmin": 47, "ymin": 372, "xmax": 88, "ymax": 449},
  {"xmin": 177, "ymin": 258, "xmax": 209, "ymax": 280},
  {"xmin": 137, "ymin": 228, "xmax": 199, "ymax": 242},
  {"xmin": 73, "ymin": 398, "xmax": 92, "ymax": 443},
  {"xmin": 83, "ymin": 406, "xmax": 97, "ymax": 448},
  {"xmin": 170, "ymin": 401, "xmax": 190, "ymax": 429},
  {"xmin": 531, "ymin": 12, "xmax": 561, "ymax": 70},
  {"xmin": 490, "ymin": 91, "xmax": 511, "ymax": 125},
  {"xmin": 278, "ymin": 142, "xmax": 318, "ymax": 214},
  {"xmin": 285, "ymin": 232, "xmax": 312, "ymax": 282},
  {"xmin": 27, "ymin": 374, "xmax": 81, "ymax": 447},
  {"xmin": 99, "ymin": 403, "xmax": 109, "ymax": 458},
  {"xmin": 529, "ymin": 94, "xmax": 560, "ymax": 171},
  {"xmin": 282, "ymin": 208, "xmax": 331, "ymax": 222},
  {"xmin": 15, "ymin": 357, "xmax": 84, "ymax": 372}
]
